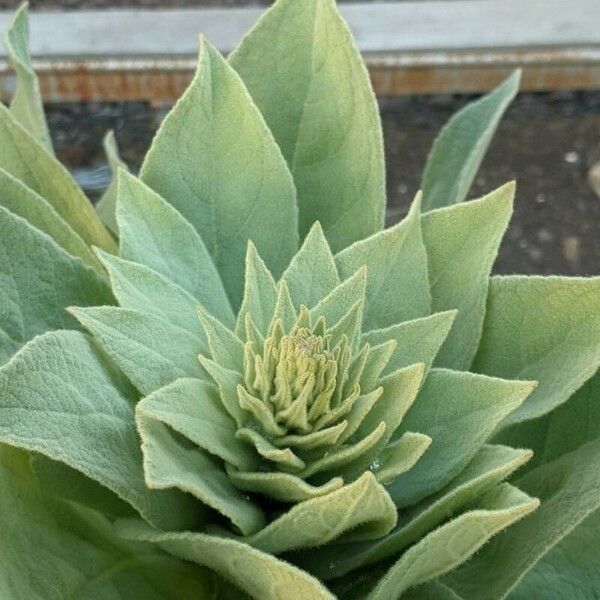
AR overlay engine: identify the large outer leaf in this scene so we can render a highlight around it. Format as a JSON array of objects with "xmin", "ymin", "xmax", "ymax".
[
  {"xmin": 335, "ymin": 196, "xmax": 431, "ymax": 331},
  {"xmin": 420, "ymin": 71, "xmax": 520, "ymax": 212},
  {"xmin": 0, "ymin": 445, "xmax": 217, "ymax": 600},
  {"xmin": 366, "ymin": 484, "xmax": 538, "ymax": 600},
  {"xmin": 70, "ymin": 306, "xmax": 208, "ymax": 396},
  {"xmin": 0, "ymin": 102, "xmax": 115, "ymax": 252},
  {"xmin": 421, "ymin": 183, "xmax": 513, "ymax": 370},
  {"xmin": 0, "ymin": 331, "xmax": 200, "ymax": 531},
  {"xmin": 0, "ymin": 168, "xmax": 103, "ymax": 272},
  {"xmin": 474, "ymin": 276, "xmax": 600, "ymax": 426},
  {"xmin": 442, "ymin": 437, "xmax": 600, "ymax": 599},
  {"xmin": 387, "ymin": 369, "xmax": 535, "ymax": 507},
  {"xmin": 0, "ymin": 206, "xmax": 112, "ymax": 365},
  {"xmin": 117, "ymin": 519, "xmax": 336, "ymax": 600},
  {"xmin": 230, "ymin": 0, "xmax": 385, "ymax": 252},
  {"xmin": 5, "ymin": 4, "xmax": 53, "ymax": 153},
  {"xmin": 116, "ymin": 171, "xmax": 234, "ymax": 326},
  {"xmin": 140, "ymin": 39, "xmax": 298, "ymax": 309}
]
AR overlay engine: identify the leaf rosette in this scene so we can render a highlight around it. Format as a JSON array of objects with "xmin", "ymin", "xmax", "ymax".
[{"xmin": 0, "ymin": 1, "xmax": 599, "ymax": 599}]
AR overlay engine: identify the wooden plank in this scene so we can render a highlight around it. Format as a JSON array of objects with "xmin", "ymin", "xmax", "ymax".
[{"xmin": 0, "ymin": 0, "xmax": 597, "ymax": 99}]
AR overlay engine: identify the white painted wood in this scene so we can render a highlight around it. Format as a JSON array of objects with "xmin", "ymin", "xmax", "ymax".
[{"xmin": 0, "ymin": 0, "xmax": 596, "ymax": 59}]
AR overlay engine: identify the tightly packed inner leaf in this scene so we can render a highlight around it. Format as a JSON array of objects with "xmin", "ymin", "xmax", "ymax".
[{"xmin": 0, "ymin": 0, "xmax": 599, "ymax": 599}]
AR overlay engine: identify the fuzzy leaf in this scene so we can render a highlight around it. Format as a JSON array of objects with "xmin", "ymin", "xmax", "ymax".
[
  {"xmin": 421, "ymin": 71, "xmax": 520, "ymax": 211},
  {"xmin": 306, "ymin": 444, "xmax": 532, "ymax": 581},
  {"xmin": 140, "ymin": 39, "xmax": 298, "ymax": 309},
  {"xmin": 230, "ymin": 0, "xmax": 385, "ymax": 252},
  {"xmin": 362, "ymin": 310, "xmax": 456, "ymax": 376},
  {"xmin": 442, "ymin": 437, "xmax": 600, "ymax": 599},
  {"xmin": 421, "ymin": 183, "xmax": 513, "ymax": 370},
  {"xmin": 96, "ymin": 130, "xmax": 127, "ymax": 236},
  {"xmin": 117, "ymin": 519, "xmax": 336, "ymax": 600},
  {"xmin": 70, "ymin": 306, "xmax": 208, "ymax": 396},
  {"xmin": 0, "ymin": 168, "xmax": 103, "ymax": 272},
  {"xmin": 249, "ymin": 472, "xmax": 396, "ymax": 554},
  {"xmin": 0, "ymin": 102, "xmax": 115, "ymax": 252},
  {"xmin": 387, "ymin": 369, "xmax": 535, "ymax": 507},
  {"xmin": 374, "ymin": 432, "xmax": 432, "ymax": 485},
  {"xmin": 336, "ymin": 195, "xmax": 431, "ymax": 331},
  {"xmin": 5, "ymin": 4, "xmax": 53, "ymax": 153},
  {"xmin": 0, "ymin": 446, "xmax": 216, "ymax": 600},
  {"xmin": 366, "ymin": 483, "xmax": 539, "ymax": 599},
  {"xmin": 116, "ymin": 171, "xmax": 234, "ymax": 326},
  {"xmin": 0, "ymin": 331, "xmax": 200, "ymax": 531},
  {"xmin": 136, "ymin": 378, "xmax": 257, "ymax": 471},
  {"xmin": 0, "ymin": 206, "xmax": 112, "ymax": 365},
  {"xmin": 475, "ymin": 275, "xmax": 600, "ymax": 425},
  {"xmin": 95, "ymin": 250, "xmax": 204, "ymax": 339},
  {"xmin": 136, "ymin": 417, "xmax": 265, "ymax": 536},
  {"xmin": 282, "ymin": 222, "xmax": 340, "ymax": 309}
]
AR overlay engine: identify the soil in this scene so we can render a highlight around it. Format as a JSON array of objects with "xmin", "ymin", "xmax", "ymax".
[{"xmin": 44, "ymin": 91, "xmax": 600, "ymax": 277}]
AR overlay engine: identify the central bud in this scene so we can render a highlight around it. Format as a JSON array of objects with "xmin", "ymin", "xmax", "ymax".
[{"xmin": 245, "ymin": 322, "xmax": 339, "ymax": 435}]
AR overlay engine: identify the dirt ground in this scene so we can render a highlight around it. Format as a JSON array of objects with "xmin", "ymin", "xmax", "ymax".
[{"xmin": 44, "ymin": 91, "xmax": 600, "ymax": 277}]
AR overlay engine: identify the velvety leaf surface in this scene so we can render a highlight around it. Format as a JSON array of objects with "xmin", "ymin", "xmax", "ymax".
[
  {"xmin": 5, "ymin": 4, "xmax": 53, "ymax": 152},
  {"xmin": 0, "ymin": 330, "xmax": 200, "ymax": 531},
  {"xmin": 96, "ymin": 130, "xmax": 127, "ymax": 235},
  {"xmin": 116, "ymin": 171, "xmax": 234, "ymax": 326},
  {"xmin": 387, "ymin": 369, "xmax": 535, "ymax": 507},
  {"xmin": 421, "ymin": 183, "xmax": 513, "ymax": 370},
  {"xmin": 117, "ymin": 519, "xmax": 336, "ymax": 600},
  {"xmin": 0, "ymin": 168, "xmax": 103, "ymax": 272},
  {"xmin": 421, "ymin": 71, "xmax": 520, "ymax": 212},
  {"xmin": 0, "ymin": 446, "xmax": 216, "ymax": 600},
  {"xmin": 474, "ymin": 275, "xmax": 600, "ymax": 425},
  {"xmin": 230, "ymin": 0, "xmax": 385, "ymax": 252},
  {"xmin": 0, "ymin": 103, "xmax": 115, "ymax": 252},
  {"xmin": 140, "ymin": 39, "xmax": 298, "ymax": 309},
  {"xmin": 70, "ymin": 306, "xmax": 208, "ymax": 396},
  {"xmin": 442, "ymin": 437, "xmax": 600, "ymax": 599},
  {"xmin": 366, "ymin": 484, "xmax": 538, "ymax": 600},
  {"xmin": 335, "ymin": 196, "xmax": 431, "ymax": 331},
  {"xmin": 0, "ymin": 207, "xmax": 112, "ymax": 365}
]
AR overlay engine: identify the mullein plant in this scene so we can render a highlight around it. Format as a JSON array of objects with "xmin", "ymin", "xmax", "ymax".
[{"xmin": 0, "ymin": 1, "xmax": 598, "ymax": 598}]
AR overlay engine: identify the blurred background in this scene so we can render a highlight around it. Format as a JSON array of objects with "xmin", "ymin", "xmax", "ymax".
[{"xmin": 0, "ymin": 0, "xmax": 599, "ymax": 275}]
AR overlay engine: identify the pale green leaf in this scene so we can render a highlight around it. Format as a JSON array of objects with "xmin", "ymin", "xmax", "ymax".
[
  {"xmin": 336, "ymin": 194, "xmax": 431, "ymax": 331},
  {"xmin": 230, "ymin": 0, "xmax": 385, "ymax": 252},
  {"xmin": 5, "ymin": 4, "xmax": 53, "ymax": 153},
  {"xmin": 0, "ymin": 206, "xmax": 112, "ymax": 365},
  {"xmin": 387, "ymin": 369, "xmax": 535, "ymax": 507},
  {"xmin": 421, "ymin": 182, "xmax": 513, "ymax": 370},
  {"xmin": 236, "ymin": 428, "xmax": 305, "ymax": 471},
  {"xmin": 249, "ymin": 472, "xmax": 396, "ymax": 554},
  {"xmin": 0, "ymin": 102, "xmax": 115, "ymax": 252},
  {"xmin": 236, "ymin": 241, "xmax": 278, "ymax": 337},
  {"xmin": 136, "ymin": 417, "xmax": 265, "ymax": 536},
  {"xmin": 95, "ymin": 249, "xmax": 205, "ymax": 338},
  {"xmin": 0, "ymin": 167, "xmax": 103, "ymax": 272},
  {"xmin": 362, "ymin": 310, "xmax": 456, "ymax": 377},
  {"xmin": 197, "ymin": 304, "xmax": 244, "ymax": 372},
  {"xmin": 474, "ymin": 275, "xmax": 600, "ymax": 425},
  {"xmin": 282, "ymin": 221, "xmax": 339, "ymax": 309},
  {"xmin": 136, "ymin": 378, "xmax": 257, "ymax": 471},
  {"xmin": 96, "ymin": 130, "xmax": 127, "ymax": 235},
  {"xmin": 116, "ymin": 170, "xmax": 234, "ymax": 326},
  {"xmin": 0, "ymin": 445, "xmax": 217, "ymax": 600},
  {"xmin": 367, "ymin": 483, "xmax": 538, "ymax": 600},
  {"xmin": 442, "ymin": 437, "xmax": 600, "ymax": 599},
  {"xmin": 510, "ymin": 509, "xmax": 600, "ymax": 600},
  {"xmin": 374, "ymin": 432, "xmax": 432, "ymax": 485},
  {"xmin": 0, "ymin": 331, "xmax": 200, "ymax": 531},
  {"xmin": 421, "ymin": 70, "xmax": 520, "ymax": 211},
  {"xmin": 70, "ymin": 306, "xmax": 208, "ymax": 396},
  {"xmin": 116, "ymin": 519, "xmax": 336, "ymax": 600},
  {"xmin": 140, "ymin": 39, "xmax": 298, "ymax": 309},
  {"xmin": 307, "ymin": 444, "xmax": 532, "ymax": 581}
]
